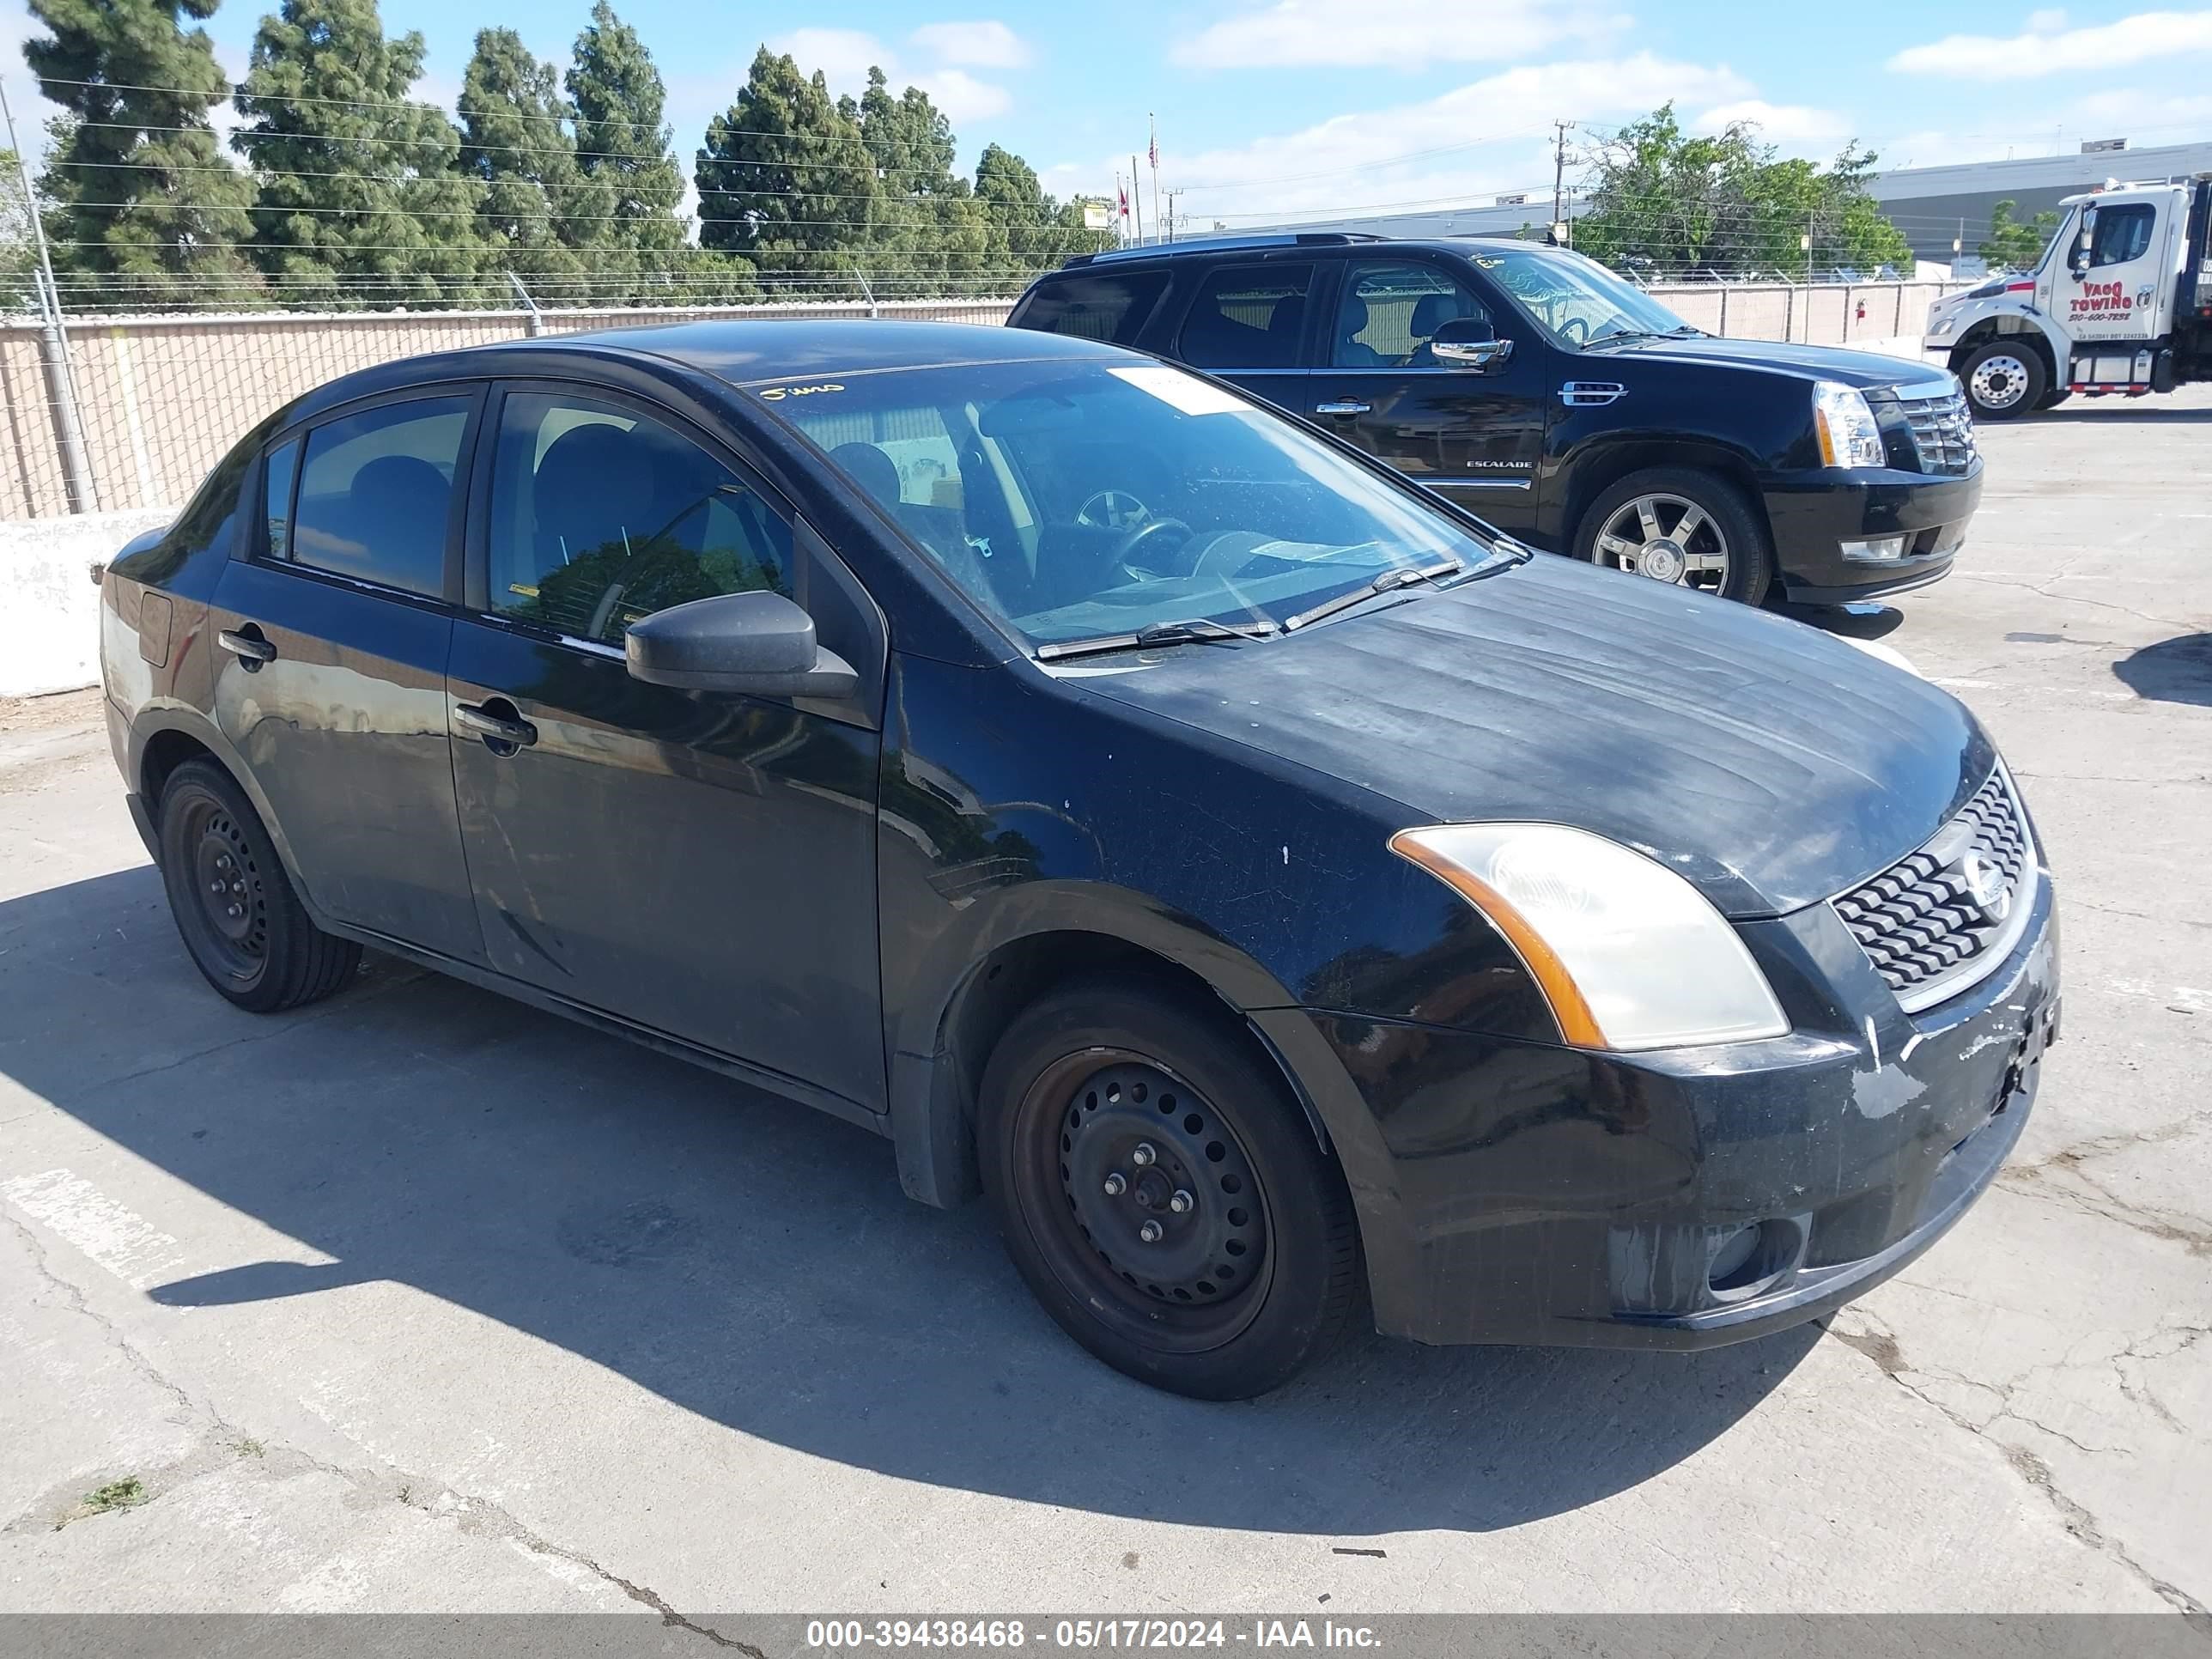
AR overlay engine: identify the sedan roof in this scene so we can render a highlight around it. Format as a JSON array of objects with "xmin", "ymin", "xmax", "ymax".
[{"xmin": 553, "ymin": 318, "xmax": 1127, "ymax": 386}]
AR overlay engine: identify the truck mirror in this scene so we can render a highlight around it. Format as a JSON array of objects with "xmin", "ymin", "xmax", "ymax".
[{"xmin": 2071, "ymin": 207, "xmax": 2095, "ymax": 279}]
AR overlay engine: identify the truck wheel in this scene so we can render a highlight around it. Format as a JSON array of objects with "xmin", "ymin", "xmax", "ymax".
[
  {"xmin": 156, "ymin": 758, "xmax": 362, "ymax": 1012},
  {"xmin": 1960, "ymin": 342, "xmax": 2046, "ymax": 420},
  {"xmin": 1575, "ymin": 467, "xmax": 1774, "ymax": 606},
  {"xmin": 976, "ymin": 980, "xmax": 1362, "ymax": 1400}
]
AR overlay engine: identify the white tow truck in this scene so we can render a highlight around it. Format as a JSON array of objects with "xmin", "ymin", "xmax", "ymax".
[{"xmin": 1924, "ymin": 173, "xmax": 2212, "ymax": 419}]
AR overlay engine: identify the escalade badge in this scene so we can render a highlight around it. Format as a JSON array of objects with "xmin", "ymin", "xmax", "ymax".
[{"xmin": 1955, "ymin": 850, "xmax": 2011, "ymax": 924}]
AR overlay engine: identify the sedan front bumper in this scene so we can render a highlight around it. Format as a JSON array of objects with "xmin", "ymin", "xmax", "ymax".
[{"xmin": 1256, "ymin": 868, "xmax": 2058, "ymax": 1349}]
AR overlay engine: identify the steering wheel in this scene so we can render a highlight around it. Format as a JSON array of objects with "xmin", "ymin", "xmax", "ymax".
[
  {"xmin": 1558, "ymin": 315, "xmax": 1590, "ymax": 346},
  {"xmin": 1108, "ymin": 516, "xmax": 1193, "ymax": 579},
  {"xmin": 1078, "ymin": 489, "xmax": 1150, "ymax": 531}
]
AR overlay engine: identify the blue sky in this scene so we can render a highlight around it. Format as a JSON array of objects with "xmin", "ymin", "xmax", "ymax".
[{"xmin": 8, "ymin": 1, "xmax": 2212, "ymax": 226}]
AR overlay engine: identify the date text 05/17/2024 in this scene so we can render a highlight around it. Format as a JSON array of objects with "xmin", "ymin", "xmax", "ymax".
[{"xmin": 804, "ymin": 1620, "xmax": 1384, "ymax": 1650}]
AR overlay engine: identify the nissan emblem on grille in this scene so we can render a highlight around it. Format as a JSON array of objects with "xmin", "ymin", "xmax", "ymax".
[{"xmin": 1831, "ymin": 771, "xmax": 2033, "ymax": 1009}]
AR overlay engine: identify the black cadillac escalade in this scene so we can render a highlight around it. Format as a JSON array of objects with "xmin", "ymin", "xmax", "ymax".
[{"xmin": 1007, "ymin": 233, "xmax": 1982, "ymax": 607}]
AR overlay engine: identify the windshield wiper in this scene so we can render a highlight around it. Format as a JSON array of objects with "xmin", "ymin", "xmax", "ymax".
[
  {"xmin": 1035, "ymin": 616, "xmax": 1279, "ymax": 662},
  {"xmin": 1283, "ymin": 560, "xmax": 1463, "ymax": 632}
]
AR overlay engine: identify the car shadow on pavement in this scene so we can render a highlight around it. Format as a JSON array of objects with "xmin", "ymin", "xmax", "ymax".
[
  {"xmin": 2, "ymin": 866, "xmax": 1815, "ymax": 1538},
  {"xmin": 2032, "ymin": 406, "xmax": 2212, "ymax": 423},
  {"xmin": 2113, "ymin": 634, "xmax": 2212, "ymax": 708}
]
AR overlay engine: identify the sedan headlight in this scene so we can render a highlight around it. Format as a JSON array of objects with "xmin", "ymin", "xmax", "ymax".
[
  {"xmin": 1812, "ymin": 380, "xmax": 1887, "ymax": 469},
  {"xmin": 1389, "ymin": 823, "xmax": 1790, "ymax": 1051}
]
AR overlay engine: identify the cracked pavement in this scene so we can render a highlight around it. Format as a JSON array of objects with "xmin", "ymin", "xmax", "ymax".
[{"xmin": 2, "ymin": 388, "xmax": 2209, "ymax": 1622}]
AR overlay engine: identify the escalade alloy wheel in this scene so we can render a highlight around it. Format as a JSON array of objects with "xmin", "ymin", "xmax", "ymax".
[
  {"xmin": 977, "ymin": 981, "xmax": 1361, "ymax": 1400},
  {"xmin": 1592, "ymin": 491, "xmax": 1733, "ymax": 593}
]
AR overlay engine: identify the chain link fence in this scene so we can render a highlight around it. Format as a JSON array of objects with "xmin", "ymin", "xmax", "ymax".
[{"xmin": 0, "ymin": 280, "xmax": 1970, "ymax": 522}]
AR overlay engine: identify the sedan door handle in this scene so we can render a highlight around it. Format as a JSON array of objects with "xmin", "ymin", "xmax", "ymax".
[
  {"xmin": 216, "ymin": 628, "xmax": 276, "ymax": 664},
  {"xmin": 1314, "ymin": 400, "xmax": 1371, "ymax": 416},
  {"xmin": 454, "ymin": 701, "xmax": 538, "ymax": 750}
]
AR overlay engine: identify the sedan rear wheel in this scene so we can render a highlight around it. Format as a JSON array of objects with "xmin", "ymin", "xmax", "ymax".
[
  {"xmin": 157, "ymin": 758, "xmax": 361, "ymax": 1012},
  {"xmin": 977, "ymin": 981, "xmax": 1361, "ymax": 1399}
]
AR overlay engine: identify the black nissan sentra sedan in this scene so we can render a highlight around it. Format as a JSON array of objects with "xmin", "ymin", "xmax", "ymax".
[{"xmin": 98, "ymin": 321, "xmax": 2058, "ymax": 1399}]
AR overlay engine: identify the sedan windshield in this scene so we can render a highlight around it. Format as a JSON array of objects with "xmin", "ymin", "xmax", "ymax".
[
  {"xmin": 766, "ymin": 357, "xmax": 1506, "ymax": 652},
  {"xmin": 1474, "ymin": 246, "xmax": 1696, "ymax": 347}
]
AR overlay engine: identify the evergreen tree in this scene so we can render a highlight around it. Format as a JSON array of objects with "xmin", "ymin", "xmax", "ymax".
[
  {"xmin": 25, "ymin": 0, "xmax": 258, "ymax": 304},
  {"xmin": 459, "ymin": 27, "xmax": 611, "ymax": 295},
  {"xmin": 567, "ymin": 0, "xmax": 687, "ymax": 295},
  {"xmin": 975, "ymin": 143, "xmax": 1105, "ymax": 285},
  {"xmin": 695, "ymin": 48, "xmax": 878, "ymax": 295},
  {"xmin": 234, "ymin": 0, "xmax": 486, "ymax": 307},
  {"xmin": 850, "ymin": 68, "xmax": 986, "ymax": 293}
]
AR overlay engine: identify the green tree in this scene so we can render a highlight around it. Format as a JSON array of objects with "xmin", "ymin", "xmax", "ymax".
[
  {"xmin": 24, "ymin": 0, "xmax": 259, "ymax": 305},
  {"xmin": 566, "ymin": 1, "xmax": 687, "ymax": 296},
  {"xmin": 1573, "ymin": 105, "xmax": 1909, "ymax": 279},
  {"xmin": 847, "ymin": 68, "xmax": 988, "ymax": 293},
  {"xmin": 234, "ymin": 0, "xmax": 487, "ymax": 307},
  {"xmin": 1980, "ymin": 198, "xmax": 2060, "ymax": 270},
  {"xmin": 695, "ymin": 48, "xmax": 878, "ymax": 295},
  {"xmin": 974, "ymin": 143, "xmax": 1108, "ymax": 286},
  {"xmin": 459, "ymin": 27, "xmax": 612, "ymax": 295},
  {"xmin": 0, "ymin": 149, "xmax": 40, "ymax": 308}
]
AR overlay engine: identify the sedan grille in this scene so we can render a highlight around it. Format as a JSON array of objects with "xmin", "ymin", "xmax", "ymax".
[
  {"xmin": 1832, "ymin": 770, "xmax": 2033, "ymax": 1011},
  {"xmin": 1900, "ymin": 389, "xmax": 1978, "ymax": 476}
]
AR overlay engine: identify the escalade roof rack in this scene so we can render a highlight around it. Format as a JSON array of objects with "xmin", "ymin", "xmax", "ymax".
[{"xmin": 1061, "ymin": 231, "xmax": 1384, "ymax": 269}]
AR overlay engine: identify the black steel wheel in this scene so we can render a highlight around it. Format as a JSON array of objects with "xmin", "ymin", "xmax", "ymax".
[
  {"xmin": 978, "ymin": 981, "xmax": 1361, "ymax": 1399},
  {"xmin": 155, "ymin": 758, "xmax": 361, "ymax": 1012}
]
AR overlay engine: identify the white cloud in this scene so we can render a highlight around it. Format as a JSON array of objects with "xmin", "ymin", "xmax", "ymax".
[
  {"xmin": 1174, "ymin": 0, "xmax": 1627, "ymax": 70},
  {"xmin": 767, "ymin": 23, "xmax": 1016, "ymax": 125},
  {"xmin": 1115, "ymin": 54, "xmax": 1749, "ymax": 222},
  {"xmin": 773, "ymin": 27, "xmax": 886, "ymax": 88},
  {"xmin": 908, "ymin": 21, "xmax": 1031, "ymax": 69},
  {"xmin": 1888, "ymin": 8, "xmax": 2212, "ymax": 78},
  {"xmin": 1692, "ymin": 100, "xmax": 1850, "ymax": 148},
  {"xmin": 914, "ymin": 69, "xmax": 1014, "ymax": 124}
]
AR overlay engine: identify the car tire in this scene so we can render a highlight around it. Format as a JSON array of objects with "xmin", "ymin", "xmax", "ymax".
[
  {"xmin": 155, "ymin": 758, "xmax": 361, "ymax": 1013},
  {"xmin": 976, "ymin": 980, "xmax": 1362, "ymax": 1399},
  {"xmin": 1574, "ymin": 467, "xmax": 1775, "ymax": 606},
  {"xmin": 1960, "ymin": 341, "xmax": 2047, "ymax": 421}
]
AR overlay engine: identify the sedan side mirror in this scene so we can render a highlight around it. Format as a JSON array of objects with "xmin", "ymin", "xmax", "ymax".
[
  {"xmin": 625, "ymin": 589, "xmax": 859, "ymax": 699},
  {"xmin": 1428, "ymin": 316, "xmax": 1515, "ymax": 371}
]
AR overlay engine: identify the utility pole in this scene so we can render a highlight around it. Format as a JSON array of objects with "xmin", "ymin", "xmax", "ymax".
[
  {"xmin": 1164, "ymin": 189, "xmax": 1182, "ymax": 243},
  {"xmin": 1550, "ymin": 119, "xmax": 1575, "ymax": 245},
  {"xmin": 1802, "ymin": 210, "xmax": 1816, "ymax": 343},
  {"xmin": 1, "ymin": 77, "xmax": 96, "ymax": 514}
]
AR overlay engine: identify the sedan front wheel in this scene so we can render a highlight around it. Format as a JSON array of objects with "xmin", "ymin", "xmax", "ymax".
[{"xmin": 977, "ymin": 981, "xmax": 1361, "ymax": 1399}]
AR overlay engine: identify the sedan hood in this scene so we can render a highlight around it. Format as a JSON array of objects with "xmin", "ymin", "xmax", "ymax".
[
  {"xmin": 1076, "ymin": 557, "xmax": 1992, "ymax": 918},
  {"xmin": 1590, "ymin": 333, "xmax": 1948, "ymax": 392}
]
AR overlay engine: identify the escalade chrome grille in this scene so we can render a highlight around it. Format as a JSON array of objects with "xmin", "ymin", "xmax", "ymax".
[
  {"xmin": 1900, "ymin": 389, "xmax": 1978, "ymax": 476},
  {"xmin": 1832, "ymin": 769, "xmax": 2033, "ymax": 1012}
]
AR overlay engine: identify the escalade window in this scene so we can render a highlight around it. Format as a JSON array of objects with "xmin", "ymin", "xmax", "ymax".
[
  {"xmin": 1476, "ymin": 246, "xmax": 1697, "ymax": 347},
  {"xmin": 1334, "ymin": 260, "xmax": 1493, "ymax": 368},
  {"xmin": 1176, "ymin": 263, "xmax": 1316, "ymax": 370},
  {"xmin": 1017, "ymin": 270, "xmax": 1168, "ymax": 344}
]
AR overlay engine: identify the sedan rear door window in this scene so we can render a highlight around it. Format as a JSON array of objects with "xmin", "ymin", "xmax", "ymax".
[
  {"xmin": 485, "ymin": 392, "xmax": 793, "ymax": 645},
  {"xmin": 286, "ymin": 397, "xmax": 470, "ymax": 598}
]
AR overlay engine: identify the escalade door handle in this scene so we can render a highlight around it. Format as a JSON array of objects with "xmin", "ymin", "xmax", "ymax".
[
  {"xmin": 1314, "ymin": 400, "xmax": 1371, "ymax": 416},
  {"xmin": 454, "ymin": 700, "xmax": 538, "ymax": 751},
  {"xmin": 216, "ymin": 628, "xmax": 276, "ymax": 665}
]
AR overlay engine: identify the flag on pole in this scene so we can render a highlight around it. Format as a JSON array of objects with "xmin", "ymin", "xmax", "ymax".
[
  {"xmin": 1118, "ymin": 178, "xmax": 1129, "ymax": 222},
  {"xmin": 1147, "ymin": 116, "xmax": 1159, "ymax": 171}
]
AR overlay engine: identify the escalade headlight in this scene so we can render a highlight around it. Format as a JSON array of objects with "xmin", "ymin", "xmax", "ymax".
[
  {"xmin": 1813, "ymin": 380, "xmax": 1887, "ymax": 469},
  {"xmin": 1389, "ymin": 823, "xmax": 1790, "ymax": 1051}
]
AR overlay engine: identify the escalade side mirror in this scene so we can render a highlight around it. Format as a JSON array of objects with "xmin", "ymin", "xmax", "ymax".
[
  {"xmin": 625, "ymin": 589, "xmax": 859, "ymax": 699},
  {"xmin": 1428, "ymin": 316, "xmax": 1515, "ymax": 371}
]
